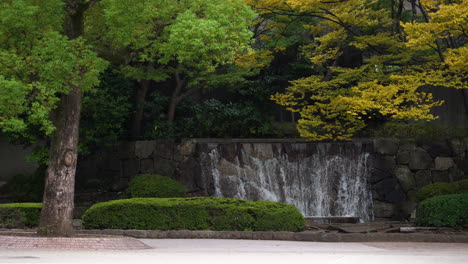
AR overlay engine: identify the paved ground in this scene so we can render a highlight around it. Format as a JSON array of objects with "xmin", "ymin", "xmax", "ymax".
[
  {"xmin": 0, "ymin": 236, "xmax": 149, "ymax": 250},
  {"xmin": 0, "ymin": 239, "xmax": 467, "ymax": 264}
]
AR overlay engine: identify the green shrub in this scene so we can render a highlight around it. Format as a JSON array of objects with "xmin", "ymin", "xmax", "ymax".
[
  {"xmin": 81, "ymin": 197, "xmax": 305, "ymax": 231},
  {"xmin": 416, "ymin": 193, "xmax": 468, "ymax": 227},
  {"xmin": 0, "ymin": 203, "xmax": 42, "ymax": 228},
  {"xmin": 416, "ymin": 180, "xmax": 468, "ymax": 201},
  {"xmin": 125, "ymin": 174, "xmax": 186, "ymax": 198}
]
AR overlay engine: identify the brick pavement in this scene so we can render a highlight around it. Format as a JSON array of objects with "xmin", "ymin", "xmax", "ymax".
[{"xmin": 0, "ymin": 235, "xmax": 151, "ymax": 250}]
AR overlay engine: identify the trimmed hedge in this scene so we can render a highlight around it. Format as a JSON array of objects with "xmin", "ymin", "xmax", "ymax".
[
  {"xmin": 416, "ymin": 179, "xmax": 468, "ymax": 201},
  {"xmin": 0, "ymin": 203, "xmax": 42, "ymax": 228},
  {"xmin": 416, "ymin": 193, "xmax": 468, "ymax": 227},
  {"xmin": 82, "ymin": 197, "xmax": 305, "ymax": 231},
  {"xmin": 125, "ymin": 174, "xmax": 186, "ymax": 198}
]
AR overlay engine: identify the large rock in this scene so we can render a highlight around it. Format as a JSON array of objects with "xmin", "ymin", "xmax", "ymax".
[
  {"xmin": 177, "ymin": 158, "xmax": 202, "ymax": 194},
  {"xmin": 432, "ymin": 170, "xmax": 449, "ymax": 182},
  {"xmin": 140, "ymin": 158, "xmax": 154, "ymax": 173},
  {"xmin": 394, "ymin": 166, "xmax": 416, "ymax": 192},
  {"xmin": 123, "ymin": 158, "xmax": 139, "ymax": 178},
  {"xmin": 135, "ymin": 141, "xmax": 156, "ymax": 159},
  {"xmin": 373, "ymin": 155, "xmax": 396, "ymax": 173},
  {"xmin": 409, "ymin": 148, "xmax": 432, "ymax": 170},
  {"xmin": 448, "ymin": 167, "xmax": 464, "ymax": 182},
  {"xmin": 370, "ymin": 168, "xmax": 392, "ymax": 184},
  {"xmin": 374, "ymin": 138, "xmax": 399, "ymax": 155},
  {"xmin": 373, "ymin": 201, "xmax": 395, "ymax": 218},
  {"xmin": 415, "ymin": 170, "xmax": 432, "ymax": 188},
  {"xmin": 399, "ymin": 142, "xmax": 416, "ymax": 151},
  {"xmin": 454, "ymin": 157, "xmax": 468, "ymax": 175},
  {"xmin": 434, "ymin": 157, "xmax": 455, "ymax": 171},
  {"xmin": 372, "ymin": 178, "xmax": 406, "ymax": 203},
  {"xmin": 450, "ymin": 138, "xmax": 466, "ymax": 157},
  {"xmin": 153, "ymin": 158, "xmax": 176, "ymax": 177},
  {"xmin": 394, "ymin": 201, "xmax": 417, "ymax": 220},
  {"xmin": 422, "ymin": 141, "xmax": 452, "ymax": 157},
  {"xmin": 396, "ymin": 151, "xmax": 410, "ymax": 165}
]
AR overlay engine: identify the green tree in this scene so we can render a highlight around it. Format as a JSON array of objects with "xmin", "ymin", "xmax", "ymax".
[
  {"xmin": 0, "ymin": 0, "xmax": 107, "ymax": 236},
  {"xmin": 85, "ymin": 0, "xmax": 258, "ymax": 138},
  {"xmin": 248, "ymin": 0, "xmax": 466, "ymax": 140}
]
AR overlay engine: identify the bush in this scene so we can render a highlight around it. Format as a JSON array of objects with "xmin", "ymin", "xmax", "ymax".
[
  {"xmin": 0, "ymin": 203, "xmax": 42, "ymax": 228},
  {"xmin": 416, "ymin": 193, "xmax": 468, "ymax": 227},
  {"xmin": 125, "ymin": 174, "xmax": 186, "ymax": 198},
  {"xmin": 416, "ymin": 180, "xmax": 468, "ymax": 201},
  {"xmin": 81, "ymin": 197, "xmax": 305, "ymax": 231}
]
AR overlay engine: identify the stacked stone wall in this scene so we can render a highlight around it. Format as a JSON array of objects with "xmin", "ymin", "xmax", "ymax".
[
  {"xmin": 371, "ymin": 138, "xmax": 468, "ymax": 220},
  {"xmin": 76, "ymin": 138, "xmax": 468, "ymax": 221}
]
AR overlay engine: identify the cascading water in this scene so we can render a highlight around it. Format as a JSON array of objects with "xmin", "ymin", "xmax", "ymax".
[{"xmin": 200, "ymin": 142, "xmax": 374, "ymax": 222}]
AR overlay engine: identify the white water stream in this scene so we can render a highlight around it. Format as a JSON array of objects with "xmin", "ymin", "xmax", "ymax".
[{"xmin": 200, "ymin": 143, "xmax": 374, "ymax": 222}]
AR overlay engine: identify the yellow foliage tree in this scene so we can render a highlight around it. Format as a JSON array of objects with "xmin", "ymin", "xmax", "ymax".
[{"xmin": 248, "ymin": 0, "xmax": 466, "ymax": 140}]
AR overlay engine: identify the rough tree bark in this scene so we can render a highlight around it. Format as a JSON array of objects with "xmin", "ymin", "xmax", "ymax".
[{"xmin": 38, "ymin": 0, "xmax": 96, "ymax": 237}]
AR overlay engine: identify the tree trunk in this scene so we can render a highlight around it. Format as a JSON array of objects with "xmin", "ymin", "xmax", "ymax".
[
  {"xmin": 130, "ymin": 80, "xmax": 150, "ymax": 139},
  {"xmin": 38, "ymin": 86, "xmax": 82, "ymax": 236},
  {"xmin": 38, "ymin": 0, "xmax": 90, "ymax": 237},
  {"xmin": 167, "ymin": 96, "xmax": 178, "ymax": 123},
  {"xmin": 167, "ymin": 68, "xmax": 185, "ymax": 122}
]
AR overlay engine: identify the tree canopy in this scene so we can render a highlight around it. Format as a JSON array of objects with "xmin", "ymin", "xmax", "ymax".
[{"xmin": 248, "ymin": 0, "xmax": 467, "ymax": 140}]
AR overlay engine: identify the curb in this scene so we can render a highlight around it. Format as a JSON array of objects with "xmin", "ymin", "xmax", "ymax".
[{"xmin": 76, "ymin": 229, "xmax": 468, "ymax": 243}]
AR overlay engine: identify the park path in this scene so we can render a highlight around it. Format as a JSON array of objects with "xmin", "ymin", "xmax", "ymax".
[{"xmin": 0, "ymin": 239, "xmax": 467, "ymax": 264}]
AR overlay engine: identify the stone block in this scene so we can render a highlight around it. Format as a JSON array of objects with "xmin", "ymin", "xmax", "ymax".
[
  {"xmin": 146, "ymin": 230, "xmax": 165, "ymax": 239},
  {"xmin": 394, "ymin": 166, "xmax": 416, "ymax": 192},
  {"xmin": 271, "ymin": 232, "xmax": 295, "ymax": 241},
  {"xmin": 102, "ymin": 229, "xmax": 124, "ymax": 236},
  {"xmin": 373, "ymin": 138, "xmax": 399, "ymax": 155},
  {"xmin": 175, "ymin": 139, "xmax": 195, "ymax": 160},
  {"xmin": 123, "ymin": 159, "xmax": 139, "ymax": 178},
  {"xmin": 415, "ymin": 170, "xmax": 432, "ymax": 188},
  {"xmin": 370, "ymin": 168, "xmax": 392, "ymax": 184},
  {"xmin": 190, "ymin": 230, "xmax": 216, "ymax": 239},
  {"xmin": 372, "ymin": 178, "xmax": 406, "ymax": 203},
  {"xmin": 177, "ymin": 158, "xmax": 203, "ymax": 193},
  {"xmin": 422, "ymin": 141, "xmax": 452, "ymax": 157},
  {"xmin": 432, "ymin": 170, "xmax": 449, "ymax": 183},
  {"xmin": 434, "ymin": 157, "xmax": 455, "ymax": 171},
  {"xmin": 454, "ymin": 157, "xmax": 468, "ymax": 174},
  {"xmin": 409, "ymin": 148, "xmax": 432, "ymax": 170},
  {"xmin": 448, "ymin": 167, "xmax": 464, "ymax": 182},
  {"xmin": 373, "ymin": 155, "xmax": 396, "ymax": 172},
  {"xmin": 123, "ymin": 229, "xmax": 148, "ymax": 238},
  {"xmin": 135, "ymin": 141, "xmax": 157, "ymax": 159},
  {"xmin": 153, "ymin": 158, "xmax": 176, "ymax": 177},
  {"xmin": 140, "ymin": 158, "xmax": 154, "ymax": 173},
  {"xmin": 153, "ymin": 140, "xmax": 176, "ymax": 160},
  {"xmin": 394, "ymin": 201, "xmax": 418, "ymax": 220},
  {"xmin": 399, "ymin": 142, "xmax": 417, "ymax": 151},
  {"xmin": 251, "ymin": 232, "xmax": 273, "ymax": 240},
  {"xmin": 373, "ymin": 201, "xmax": 396, "ymax": 218},
  {"xmin": 450, "ymin": 138, "xmax": 465, "ymax": 157},
  {"xmin": 396, "ymin": 151, "xmax": 410, "ymax": 165}
]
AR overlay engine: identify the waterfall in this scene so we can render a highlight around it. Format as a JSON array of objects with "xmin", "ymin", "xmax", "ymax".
[{"xmin": 200, "ymin": 142, "xmax": 374, "ymax": 222}]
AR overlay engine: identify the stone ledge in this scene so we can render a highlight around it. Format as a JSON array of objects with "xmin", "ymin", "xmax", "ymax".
[
  {"xmin": 2, "ymin": 229, "xmax": 467, "ymax": 243},
  {"xmin": 73, "ymin": 229, "xmax": 468, "ymax": 243}
]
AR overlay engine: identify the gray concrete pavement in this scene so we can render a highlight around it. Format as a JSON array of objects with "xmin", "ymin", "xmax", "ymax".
[{"xmin": 0, "ymin": 239, "xmax": 467, "ymax": 264}]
